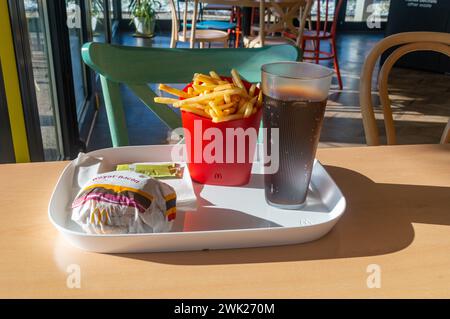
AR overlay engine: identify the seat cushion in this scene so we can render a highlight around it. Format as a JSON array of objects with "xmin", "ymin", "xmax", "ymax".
[
  {"xmin": 243, "ymin": 36, "xmax": 296, "ymax": 48},
  {"xmin": 196, "ymin": 20, "xmax": 236, "ymax": 31},
  {"xmin": 203, "ymin": 4, "xmax": 233, "ymax": 10},
  {"xmin": 303, "ymin": 30, "xmax": 332, "ymax": 39},
  {"xmin": 179, "ymin": 29, "xmax": 229, "ymax": 42}
]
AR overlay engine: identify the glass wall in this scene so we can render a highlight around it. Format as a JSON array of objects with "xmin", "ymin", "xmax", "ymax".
[
  {"xmin": 89, "ymin": 0, "xmax": 106, "ymax": 42},
  {"xmin": 310, "ymin": 0, "xmax": 338, "ymax": 22},
  {"xmin": 121, "ymin": 0, "xmax": 132, "ymax": 18},
  {"xmin": 121, "ymin": 0, "xmax": 170, "ymax": 18},
  {"xmin": 24, "ymin": 0, "xmax": 63, "ymax": 160},
  {"xmin": 345, "ymin": 0, "xmax": 390, "ymax": 22},
  {"xmin": 66, "ymin": 0, "xmax": 88, "ymax": 118},
  {"xmin": 120, "ymin": 0, "xmax": 228, "ymax": 21},
  {"xmin": 306, "ymin": 0, "xmax": 391, "ymax": 29}
]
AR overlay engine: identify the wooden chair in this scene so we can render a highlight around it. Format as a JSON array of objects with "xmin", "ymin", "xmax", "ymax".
[
  {"xmin": 168, "ymin": 0, "xmax": 229, "ymax": 48},
  {"xmin": 81, "ymin": 42, "xmax": 301, "ymax": 147},
  {"xmin": 301, "ymin": 0, "xmax": 344, "ymax": 89},
  {"xmin": 244, "ymin": 0, "xmax": 313, "ymax": 49},
  {"xmin": 359, "ymin": 31, "xmax": 450, "ymax": 146},
  {"xmin": 250, "ymin": 6, "xmax": 275, "ymax": 37},
  {"xmin": 198, "ymin": 4, "xmax": 242, "ymax": 48}
]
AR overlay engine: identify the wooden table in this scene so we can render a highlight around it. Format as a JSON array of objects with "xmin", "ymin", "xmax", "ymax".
[
  {"xmin": 190, "ymin": 0, "xmax": 264, "ymax": 48},
  {"xmin": 190, "ymin": 0, "xmax": 308, "ymax": 48},
  {"xmin": 0, "ymin": 144, "xmax": 449, "ymax": 298}
]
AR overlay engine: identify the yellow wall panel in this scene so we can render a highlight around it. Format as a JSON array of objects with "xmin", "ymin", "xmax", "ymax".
[{"xmin": 0, "ymin": 1, "xmax": 30, "ymax": 162}]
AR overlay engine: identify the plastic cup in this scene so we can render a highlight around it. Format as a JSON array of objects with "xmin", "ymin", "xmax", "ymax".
[{"xmin": 261, "ymin": 62, "xmax": 333, "ymax": 209}]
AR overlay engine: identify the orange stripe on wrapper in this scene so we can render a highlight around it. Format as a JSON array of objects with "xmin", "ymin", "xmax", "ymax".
[
  {"xmin": 166, "ymin": 207, "xmax": 176, "ymax": 221},
  {"xmin": 164, "ymin": 193, "xmax": 177, "ymax": 201}
]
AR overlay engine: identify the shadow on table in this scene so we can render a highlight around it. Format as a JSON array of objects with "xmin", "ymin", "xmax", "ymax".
[{"xmin": 113, "ymin": 165, "xmax": 450, "ymax": 265}]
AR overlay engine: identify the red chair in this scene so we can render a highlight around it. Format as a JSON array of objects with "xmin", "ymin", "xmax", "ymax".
[{"xmin": 301, "ymin": 0, "xmax": 344, "ymax": 89}]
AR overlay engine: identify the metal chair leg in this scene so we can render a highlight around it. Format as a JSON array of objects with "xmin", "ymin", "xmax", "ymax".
[
  {"xmin": 331, "ymin": 37, "xmax": 343, "ymax": 90},
  {"xmin": 315, "ymin": 39, "xmax": 320, "ymax": 64}
]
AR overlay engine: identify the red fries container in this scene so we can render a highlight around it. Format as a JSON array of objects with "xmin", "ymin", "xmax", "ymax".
[{"xmin": 181, "ymin": 78, "xmax": 262, "ymax": 186}]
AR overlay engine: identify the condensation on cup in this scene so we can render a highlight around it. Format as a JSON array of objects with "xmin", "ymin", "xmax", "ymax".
[{"xmin": 261, "ymin": 62, "xmax": 334, "ymax": 209}]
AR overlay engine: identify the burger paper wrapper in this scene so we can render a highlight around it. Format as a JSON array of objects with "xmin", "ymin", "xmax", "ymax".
[{"xmin": 68, "ymin": 153, "xmax": 197, "ymax": 234}]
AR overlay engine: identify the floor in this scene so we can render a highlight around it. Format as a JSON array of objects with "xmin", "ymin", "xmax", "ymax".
[
  {"xmin": 87, "ymin": 31, "xmax": 450, "ymax": 151},
  {"xmin": 29, "ymin": 33, "xmax": 62, "ymax": 160},
  {"xmin": 29, "ymin": 29, "xmax": 88, "ymax": 160}
]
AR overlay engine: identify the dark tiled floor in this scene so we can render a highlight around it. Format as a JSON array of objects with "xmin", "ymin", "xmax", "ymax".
[{"xmin": 87, "ymin": 31, "xmax": 450, "ymax": 151}]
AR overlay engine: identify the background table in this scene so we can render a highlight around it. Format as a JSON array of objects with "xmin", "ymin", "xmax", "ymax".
[
  {"xmin": 0, "ymin": 144, "xmax": 449, "ymax": 298},
  {"xmin": 190, "ymin": 0, "xmax": 265, "ymax": 48},
  {"xmin": 190, "ymin": 0, "xmax": 307, "ymax": 48}
]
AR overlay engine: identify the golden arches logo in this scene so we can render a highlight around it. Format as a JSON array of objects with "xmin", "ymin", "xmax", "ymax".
[{"xmin": 90, "ymin": 208, "xmax": 110, "ymax": 226}]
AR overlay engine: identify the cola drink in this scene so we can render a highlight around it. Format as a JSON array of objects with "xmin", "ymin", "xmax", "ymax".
[
  {"xmin": 263, "ymin": 87, "xmax": 327, "ymax": 208},
  {"xmin": 261, "ymin": 62, "xmax": 333, "ymax": 209}
]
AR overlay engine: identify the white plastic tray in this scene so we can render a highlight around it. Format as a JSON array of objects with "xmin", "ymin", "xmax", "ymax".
[{"xmin": 49, "ymin": 145, "xmax": 346, "ymax": 253}]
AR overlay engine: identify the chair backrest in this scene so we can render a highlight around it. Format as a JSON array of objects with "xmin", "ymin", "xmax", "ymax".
[
  {"xmin": 264, "ymin": 0, "xmax": 314, "ymax": 46},
  {"xmin": 168, "ymin": 0, "xmax": 182, "ymax": 48},
  {"xmin": 82, "ymin": 42, "xmax": 301, "ymax": 146},
  {"xmin": 168, "ymin": 0, "xmax": 199, "ymax": 48},
  {"xmin": 310, "ymin": 0, "xmax": 343, "ymax": 36},
  {"xmin": 359, "ymin": 31, "xmax": 450, "ymax": 146}
]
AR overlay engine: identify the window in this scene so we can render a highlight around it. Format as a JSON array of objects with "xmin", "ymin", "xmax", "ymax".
[
  {"xmin": 24, "ymin": 0, "xmax": 63, "ymax": 160},
  {"xmin": 345, "ymin": 0, "xmax": 390, "ymax": 22}
]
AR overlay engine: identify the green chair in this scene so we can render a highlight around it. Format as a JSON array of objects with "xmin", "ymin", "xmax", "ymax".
[{"xmin": 81, "ymin": 42, "xmax": 301, "ymax": 147}]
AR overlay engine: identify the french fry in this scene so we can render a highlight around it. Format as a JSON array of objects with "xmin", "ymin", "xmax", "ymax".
[
  {"xmin": 237, "ymin": 98, "xmax": 247, "ymax": 113},
  {"xmin": 213, "ymin": 96, "xmax": 224, "ymax": 105},
  {"xmin": 181, "ymin": 106, "xmax": 210, "ymax": 118},
  {"xmin": 213, "ymin": 83, "xmax": 234, "ymax": 91},
  {"xmin": 223, "ymin": 107, "xmax": 237, "ymax": 115},
  {"xmin": 231, "ymin": 69, "xmax": 247, "ymax": 94},
  {"xmin": 207, "ymin": 108, "xmax": 216, "ymax": 118},
  {"xmin": 257, "ymin": 90, "xmax": 263, "ymax": 107},
  {"xmin": 194, "ymin": 74, "xmax": 218, "ymax": 85},
  {"xmin": 249, "ymin": 84, "xmax": 256, "ymax": 97},
  {"xmin": 209, "ymin": 71, "xmax": 221, "ymax": 80},
  {"xmin": 155, "ymin": 69, "xmax": 260, "ymax": 121},
  {"xmin": 244, "ymin": 103, "xmax": 253, "ymax": 118},
  {"xmin": 158, "ymin": 84, "xmax": 190, "ymax": 98},
  {"xmin": 217, "ymin": 102, "xmax": 235, "ymax": 110},
  {"xmin": 237, "ymin": 96, "xmax": 256, "ymax": 114},
  {"xmin": 173, "ymin": 88, "xmax": 243, "ymax": 107},
  {"xmin": 212, "ymin": 113, "xmax": 244, "ymax": 123},
  {"xmin": 231, "ymin": 77, "xmax": 238, "ymax": 87},
  {"xmin": 208, "ymin": 101, "xmax": 224, "ymax": 117},
  {"xmin": 183, "ymin": 103, "xmax": 206, "ymax": 109},
  {"xmin": 154, "ymin": 97, "xmax": 179, "ymax": 105},
  {"xmin": 193, "ymin": 84, "xmax": 215, "ymax": 93},
  {"xmin": 238, "ymin": 101, "xmax": 247, "ymax": 113}
]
